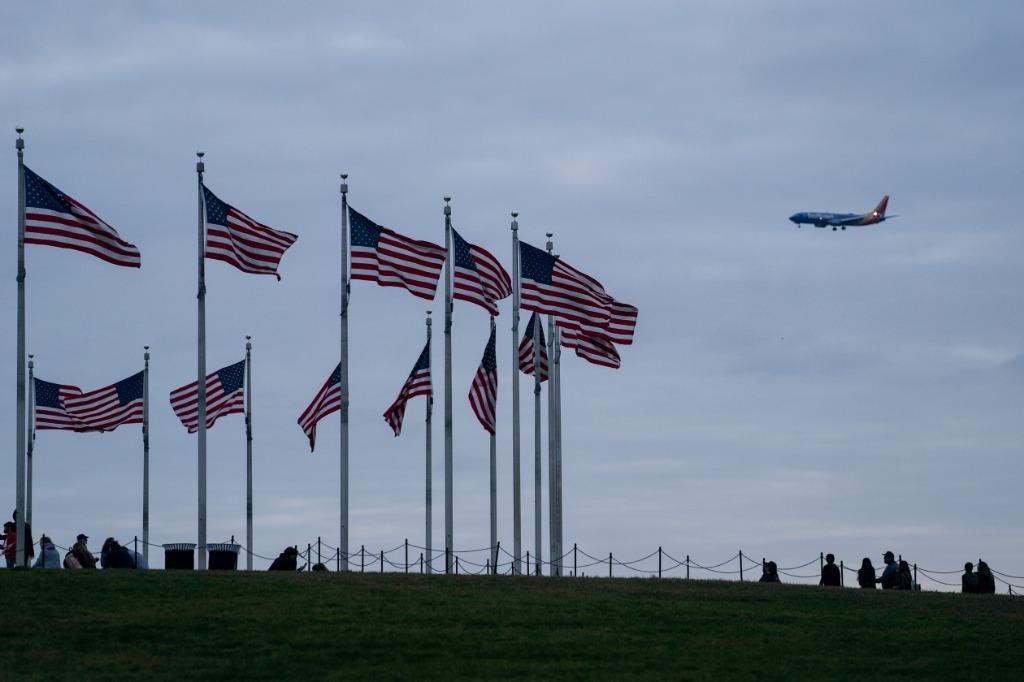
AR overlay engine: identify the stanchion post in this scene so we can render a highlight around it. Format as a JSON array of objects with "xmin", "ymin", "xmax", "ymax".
[
  {"xmin": 336, "ymin": 548, "xmax": 340, "ymax": 572},
  {"xmin": 820, "ymin": 551, "xmax": 824, "ymax": 576},
  {"xmin": 574, "ymin": 543, "xmax": 578, "ymax": 577},
  {"xmin": 840, "ymin": 560, "xmax": 845, "ymax": 586},
  {"xmin": 658, "ymin": 546, "xmax": 663, "ymax": 579},
  {"xmin": 456, "ymin": 556, "xmax": 460, "ymax": 575},
  {"xmin": 361, "ymin": 545, "xmax": 365, "ymax": 573},
  {"xmin": 380, "ymin": 550, "xmax": 384, "ymax": 573},
  {"xmin": 608, "ymin": 552, "xmax": 612, "ymax": 578},
  {"xmin": 739, "ymin": 551, "xmax": 744, "ymax": 581},
  {"xmin": 913, "ymin": 563, "xmax": 917, "ymax": 588},
  {"xmin": 134, "ymin": 536, "xmax": 138, "ymax": 566},
  {"xmin": 495, "ymin": 541, "xmax": 501, "ymax": 576},
  {"xmin": 420, "ymin": 553, "xmax": 424, "ymax": 574},
  {"xmin": 686, "ymin": 554, "xmax": 690, "ymax": 580},
  {"xmin": 318, "ymin": 537, "xmax": 322, "ymax": 566},
  {"xmin": 307, "ymin": 543, "xmax": 312, "ymax": 571},
  {"xmin": 526, "ymin": 551, "xmax": 530, "ymax": 576},
  {"xmin": 405, "ymin": 539, "xmax": 409, "ymax": 573},
  {"xmin": 445, "ymin": 546, "xmax": 450, "ymax": 575}
]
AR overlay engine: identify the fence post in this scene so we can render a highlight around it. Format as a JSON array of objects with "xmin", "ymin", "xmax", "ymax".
[
  {"xmin": 318, "ymin": 537, "xmax": 322, "ymax": 566},
  {"xmin": 456, "ymin": 556, "xmax": 460, "ymax": 575},
  {"xmin": 420, "ymin": 553, "xmax": 424, "ymax": 574},
  {"xmin": 308, "ymin": 543, "xmax": 312, "ymax": 571},
  {"xmin": 495, "ymin": 541, "xmax": 501, "ymax": 576},
  {"xmin": 686, "ymin": 554, "xmax": 690, "ymax": 580},
  {"xmin": 405, "ymin": 539, "xmax": 409, "ymax": 573},
  {"xmin": 361, "ymin": 545, "xmax": 365, "ymax": 573},
  {"xmin": 526, "ymin": 551, "xmax": 530, "ymax": 577},
  {"xmin": 486, "ymin": 559, "xmax": 491, "ymax": 574},
  {"xmin": 840, "ymin": 560, "xmax": 845, "ymax": 587},
  {"xmin": 134, "ymin": 536, "xmax": 138, "ymax": 567},
  {"xmin": 913, "ymin": 563, "xmax": 917, "ymax": 589},
  {"xmin": 819, "ymin": 551, "xmax": 824, "ymax": 576},
  {"xmin": 574, "ymin": 543, "xmax": 578, "ymax": 577},
  {"xmin": 608, "ymin": 552, "xmax": 613, "ymax": 578},
  {"xmin": 739, "ymin": 551, "xmax": 743, "ymax": 581},
  {"xmin": 445, "ymin": 547, "xmax": 450, "ymax": 575},
  {"xmin": 380, "ymin": 550, "xmax": 384, "ymax": 573},
  {"xmin": 658, "ymin": 546, "xmax": 663, "ymax": 579},
  {"xmin": 336, "ymin": 548, "xmax": 341, "ymax": 572}
]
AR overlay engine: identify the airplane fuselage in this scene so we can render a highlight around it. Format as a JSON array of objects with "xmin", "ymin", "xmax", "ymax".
[{"xmin": 788, "ymin": 196, "xmax": 892, "ymax": 230}]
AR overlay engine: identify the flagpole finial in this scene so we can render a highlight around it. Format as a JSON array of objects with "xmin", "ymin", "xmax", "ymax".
[
  {"xmin": 196, "ymin": 151, "xmax": 205, "ymax": 173},
  {"xmin": 546, "ymin": 233, "xmax": 554, "ymax": 252},
  {"xmin": 15, "ymin": 127, "xmax": 24, "ymax": 150},
  {"xmin": 27, "ymin": 353, "xmax": 33, "ymax": 369},
  {"xmin": 245, "ymin": 335, "xmax": 252, "ymax": 350},
  {"xmin": 340, "ymin": 173, "xmax": 348, "ymax": 195},
  {"xmin": 427, "ymin": 310, "xmax": 432, "ymax": 327},
  {"xmin": 444, "ymin": 197, "xmax": 451, "ymax": 217}
]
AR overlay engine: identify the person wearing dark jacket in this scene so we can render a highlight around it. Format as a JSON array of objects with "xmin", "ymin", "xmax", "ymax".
[
  {"xmin": 976, "ymin": 561, "xmax": 996, "ymax": 594},
  {"xmin": 11, "ymin": 509, "xmax": 34, "ymax": 566},
  {"xmin": 758, "ymin": 561, "xmax": 781, "ymax": 583},
  {"xmin": 268, "ymin": 546, "xmax": 300, "ymax": 571},
  {"xmin": 100, "ymin": 538, "xmax": 136, "ymax": 569},
  {"xmin": 820, "ymin": 554, "xmax": 841, "ymax": 587},
  {"xmin": 962, "ymin": 562, "xmax": 979, "ymax": 594},
  {"xmin": 71, "ymin": 534, "xmax": 97, "ymax": 569},
  {"xmin": 877, "ymin": 551, "xmax": 899, "ymax": 589},
  {"xmin": 857, "ymin": 558, "xmax": 876, "ymax": 589},
  {"xmin": 895, "ymin": 560, "xmax": 913, "ymax": 590}
]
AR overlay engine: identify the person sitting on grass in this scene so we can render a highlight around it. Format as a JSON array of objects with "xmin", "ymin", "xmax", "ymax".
[
  {"xmin": 268, "ymin": 546, "xmax": 301, "ymax": 571},
  {"xmin": 820, "ymin": 553, "xmax": 841, "ymax": 587},
  {"xmin": 100, "ymin": 538, "xmax": 136, "ymax": 569},
  {"xmin": 71, "ymin": 534, "xmax": 97, "ymax": 569},
  {"xmin": 32, "ymin": 535, "xmax": 61, "ymax": 569},
  {"xmin": 962, "ymin": 562, "xmax": 978, "ymax": 594},
  {"xmin": 976, "ymin": 561, "xmax": 996, "ymax": 594},
  {"xmin": 877, "ymin": 551, "xmax": 899, "ymax": 589},
  {"xmin": 857, "ymin": 558, "xmax": 876, "ymax": 589},
  {"xmin": 758, "ymin": 561, "xmax": 780, "ymax": 583}
]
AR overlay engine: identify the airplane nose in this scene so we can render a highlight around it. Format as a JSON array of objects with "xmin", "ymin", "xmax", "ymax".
[{"xmin": 788, "ymin": 214, "xmax": 799, "ymax": 223}]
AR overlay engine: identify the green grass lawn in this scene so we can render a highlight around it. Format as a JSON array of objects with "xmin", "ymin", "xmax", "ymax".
[{"xmin": 2, "ymin": 570, "xmax": 1021, "ymax": 680}]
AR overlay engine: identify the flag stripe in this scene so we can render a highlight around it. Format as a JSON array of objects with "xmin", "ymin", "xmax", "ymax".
[
  {"xmin": 203, "ymin": 185, "xmax": 297, "ymax": 280},
  {"xmin": 298, "ymin": 364, "xmax": 342, "ymax": 452},
  {"xmin": 468, "ymin": 326, "xmax": 498, "ymax": 434},
  {"xmin": 169, "ymin": 361, "xmax": 246, "ymax": 433}
]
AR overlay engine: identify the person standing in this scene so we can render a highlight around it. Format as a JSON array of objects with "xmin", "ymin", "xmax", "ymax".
[
  {"xmin": 857, "ymin": 558, "xmax": 877, "ymax": 589},
  {"xmin": 12, "ymin": 510, "xmax": 34, "ymax": 566},
  {"xmin": 71, "ymin": 533, "xmax": 97, "ymax": 569},
  {"xmin": 820, "ymin": 553, "xmax": 841, "ymax": 587},
  {"xmin": 2, "ymin": 521, "xmax": 15, "ymax": 568},
  {"xmin": 877, "ymin": 551, "xmax": 899, "ymax": 589},
  {"xmin": 961, "ymin": 562, "xmax": 979, "ymax": 594},
  {"xmin": 977, "ymin": 561, "xmax": 996, "ymax": 594}
]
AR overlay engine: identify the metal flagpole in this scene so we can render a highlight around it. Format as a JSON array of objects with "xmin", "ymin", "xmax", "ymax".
[
  {"xmin": 425, "ymin": 310, "xmax": 433, "ymax": 574},
  {"xmin": 532, "ymin": 287, "xmax": 544, "ymax": 574},
  {"xmin": 443, "ymin": 197, "xmax": 454, "ymax": 572},
  {"xmin": 196, "ymin": 151, "xmax": 208, "ymax": 571},
  {"xmin": 509, "ymin": 213, "xmax": 522, "ymax": 575},
  {"xmin": 339, "ymin": 173, "xmax": 350, "ymax": 571},
  {"xmin": 15, "ymin": 127, "xmax": 27, "ymax": 568},
  {"xmin": 26, "ymin": 354, "xmax": 34, "ymax": 528},
  {"xmin": 488, "ymin": 315, "xmax": 498, "ymax": 571},
  {"xmin": 244, "ymin": 335, "xmax": 253, "ymax": 570},
  {"xmin": 545, "ymin": 234, "xmax": 558, "ymax": 576},
  {"xmin": 142, "ymin": 346, "xmax": 150, "ymax": 563},
  {"xmin": 552, "ymin": 324, "xmax": 563, "ymax": 576}
]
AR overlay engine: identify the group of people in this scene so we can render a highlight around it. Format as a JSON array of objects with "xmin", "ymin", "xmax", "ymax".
[
  {"xmin": 758, "ymin": 550, "xmax": 998, "ymax": 594},
  {"xmin": 2, "ymin": 511, "xmax": 147, "ymax": 570}
]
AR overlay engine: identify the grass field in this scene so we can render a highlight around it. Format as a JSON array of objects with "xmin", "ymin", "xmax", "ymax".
[{"xmin": 2, "ymin": 570, "xmax": 1022, "ymax": 680}]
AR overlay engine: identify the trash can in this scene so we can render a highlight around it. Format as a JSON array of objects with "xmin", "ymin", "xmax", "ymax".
[
  {"xmin": 162, "ymin": 543, "xmax": 196, "ymax": 570},
  {"xmin": 208, "ymin": 543, "xmax": 241, "ymax": 570}
]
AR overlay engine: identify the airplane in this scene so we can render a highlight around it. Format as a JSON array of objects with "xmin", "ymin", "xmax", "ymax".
[{"xmin": 789, "ymin": 196, "xmax": 895, "ymax": 231}]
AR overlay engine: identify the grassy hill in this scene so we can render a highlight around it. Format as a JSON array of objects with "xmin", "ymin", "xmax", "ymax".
[{"xmin": 2, "ymin": 570, "xmax": 1022, "ymax": 680}]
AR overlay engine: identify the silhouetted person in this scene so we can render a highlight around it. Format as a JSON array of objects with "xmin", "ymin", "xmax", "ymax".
[
  {"xmin": 268, "ymin": 546, "xmax": 300, "ymax": 571},
  {"xmin": 100, "ymin": 538, "xmax": 135, "ymax": 569},
  {"xmin": 877, "ymin": 551, "xmax": 899, "ymax": 589},
  {"xmin": 11, "ymin": 509, "xmax": 34, "ymax": 566},
  {"xmin": 895, "ymin": 560, "xmax": 913, "ymax": 590},
  {"xmin": 71, "ymin": 533, "xmax": 97, "ymax": 569},
  {"xmin": 759, "ymin": 561, "xmax": 780, "ymax": 583},
  {"xmin": 820, "ymin": 553, "xmax": 841, "ymax": 587},
  {"xmin": 312, "ymin": 562, "xmax": 329, "ymax": 572},
  {"xmin": 962, "ymin": 562, "xmax": 978, "ymax": 594},
  {"xmin": 857, "ymin": 558, "xmax": 876, "ymax": 589},
  {"xmin": 33, "ymin": 535, "xmax": 61, "ymax": 569},
  {"xmin": 976, "ymin": 561, "xmax": 996, "ymax": 594}
]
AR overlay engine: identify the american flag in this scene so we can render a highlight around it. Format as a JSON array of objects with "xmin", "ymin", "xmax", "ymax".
[
  {"xmin": 169, "ymin": 360, "xmax": 246, "ymax": 433},
  {"xmin": 350, "ymin": 207, "xmax": 446, "ymax": 300},
  {"xmin": 468, "ymin": 324, "xmax": 498, "ymax": 435},
  {"xmin": 519, "ymin": 241, "xmax": 611, "ymax": 331},
  {"xmin": 383, "ymin": 343, "xmax": 432, "ymax": 437},
  {"xmin": 63, "ymin": 371, "xmax": 145, "ymax": 432},
  {"xmin": 203, "ymin": 185, "xmax": 297, "ymax": 280},
  {"xmin": 23, "ymin": 166, "xmax": 141, "ymax": 268},
  {"xmin": 297, "ymin": 364, "xmax": 342, "ymax": 452},
  {"xmin": 558, "ymin": 321, "xmax": 621, "ymax": 369},
  {"xmin": 34, "ymin": 378, "xmax": 87, "ymax": 432},
  {"xmin": 451, "ymin": 228, "xmax": 512, "ymax": 316},
  {"xmin": 555, "ymin": 258, "xmax": 638, "ymax": 346},
  {"xmin": 517, "ymin": 312, "xmax": 549, "ymax": 381}
]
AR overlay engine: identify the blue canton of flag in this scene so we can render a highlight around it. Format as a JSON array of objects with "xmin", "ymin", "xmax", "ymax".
[{"xmin": 34, "ymin": 378, "xmax": 86, "ymax": 431}]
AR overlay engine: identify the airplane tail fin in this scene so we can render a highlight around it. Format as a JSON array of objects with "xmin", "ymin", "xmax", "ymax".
[{"xmin": 871, "ymin": 195, "xmax": 889, "ymax": 218}]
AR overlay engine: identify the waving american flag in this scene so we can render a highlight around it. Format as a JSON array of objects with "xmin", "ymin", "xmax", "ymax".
[
  {"xmin": 63, "ymin": 371, "xmax": 145, "ymax": 432},
  {"xmin": 170, "ymin": 360, "xmax": 246, "ymax": 433},
  {"xmin": 203, "ymin": 185, "xmax": 297, "ymax": 280},
  {"xmin": 350, "ymin": 207, "xmax": 446, "ymax": 300},
  {"xmin": 297, "ymin": 364, "xmax": 342, "ymax": 452},
  {"xmin": 383, "ymin": 343, "xmax": 432, "ymax": 437},
  {"xmin": 468, "ymin": 323, "xmax": 498, "ymax": 435},
  {"xmin": 34, "ymin": 378, "xmax": 87, "ymax": 432},
  {"xmin": 517, "ymin": 312, "xmax": 549, "ymax": 381},
  {"xmin": 451, "ymin": 228, "xmax": 511, "ymax": 316}
]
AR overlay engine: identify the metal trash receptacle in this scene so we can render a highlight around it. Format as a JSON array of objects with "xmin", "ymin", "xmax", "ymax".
[
  {"xmin": 162, "ymin": 543, "xmax": 196, "ymax": 570},
  {"xmin": 208, "ymin": 543, "xmax": 241, "ymax": 570}
]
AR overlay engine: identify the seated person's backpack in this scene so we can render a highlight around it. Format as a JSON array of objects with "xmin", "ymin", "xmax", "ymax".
[{"xmin": 64, "ymin": 552, "xmax": 82, "ymax": 569}]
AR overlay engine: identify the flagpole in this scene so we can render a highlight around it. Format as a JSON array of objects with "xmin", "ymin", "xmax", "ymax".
[
  {"xmin": 143, "ymin": 345, "xmax": 150, "ymax": 564},
  {"xmin": 545, "ymin": 234, "xmax": 558, "ymax": 576},
  {"xmin": 26, "ymin": 354, "xmax": 34, "ymax": 528},
  {"xmin": 15, "ymin": 127, "xmax": 27, "ymax": 567},
  {"xmin": 196, "ymin": 151, "xmax": 208, "ymax": 571},
  {"xmin": 339, "ymin": 173, "xmax": 350, "ymax": 571},
  {"xmin": 488, "ymin": 315, "xmax": 498, "ymax": 571},
  {"xmin": 425, "ymin": 310, "xmax": 433, "ymax": 574},
  {"xmin": 510, "ymin": 212, "xmax": 522, "ymax": 575},
  {"xmin": 443, "ymin": 197, "xmax": 454, "ymax": 573},
  {"xmin": 245, "ymin": 335, "xmax": 253, "ymax": 571},
  {"xmin": 553, "ymin": 324, "xmax": 563, "ymax": 577},
  {"xmin": 532, "ymin": 310, "xmax": 543, "ymax": 574}
]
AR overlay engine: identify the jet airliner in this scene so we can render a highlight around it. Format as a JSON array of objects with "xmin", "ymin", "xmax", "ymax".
[{"xmin": 789, "ymin": 196, "xmax": 894, "ymax": 231}]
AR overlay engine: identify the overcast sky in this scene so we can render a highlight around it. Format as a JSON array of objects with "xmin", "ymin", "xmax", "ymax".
[{"xmin": 1, "ymin": 2, "xmax": 1021, "ymax": 585}]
